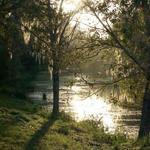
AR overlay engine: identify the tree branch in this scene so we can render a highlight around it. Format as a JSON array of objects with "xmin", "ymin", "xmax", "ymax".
[{"xmin": 86, "ymin": 3, "xmax": 147, "ymax": 76}]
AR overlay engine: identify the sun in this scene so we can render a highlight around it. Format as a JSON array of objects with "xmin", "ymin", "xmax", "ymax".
[
  {"xmin": 62, "ymin": 0, "xmax": 82, "ymax": 13},
  {"xmin": 62, "ymin": 0, "xmax": 103, "ymax": 31}
]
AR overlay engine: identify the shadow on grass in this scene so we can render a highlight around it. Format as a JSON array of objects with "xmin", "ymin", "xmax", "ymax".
[{"xmin": 25, "ymin": 114, "xmax": 58, "ymax": 150}]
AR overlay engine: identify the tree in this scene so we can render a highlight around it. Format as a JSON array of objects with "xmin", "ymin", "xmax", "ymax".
[
  {"xmin": 24, "ymin": 0, "xmax": 88, "ymax": 115},
  {"xmin": 133, "ymin": 0, "xmax": 150, "ymax": 138},
  {"xmin": 0, "ymin": 0, "xmax": 39, "ymax": 96},
  {"xmin": 84, "ymin": 0, "xmax": 150, "ymax": 138}
]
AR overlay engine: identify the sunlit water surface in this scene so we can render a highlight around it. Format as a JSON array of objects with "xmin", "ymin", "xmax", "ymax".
[
  {"xmin": 67, "ymin": 85, "xmax": 115, "ymax": 133},
  {"xmin": 28, "ymin": 71, "xmax": 141, "ymax": 138}
]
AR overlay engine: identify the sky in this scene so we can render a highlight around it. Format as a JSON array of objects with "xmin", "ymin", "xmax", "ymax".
[{"xmin": 62, "ymin": 0, "xmax": 101, "ymax": 31}]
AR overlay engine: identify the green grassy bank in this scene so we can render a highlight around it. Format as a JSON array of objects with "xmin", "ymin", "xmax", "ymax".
[{"xmin": 0, "ymin": 94, "xmax": 150, "ymax": 150}]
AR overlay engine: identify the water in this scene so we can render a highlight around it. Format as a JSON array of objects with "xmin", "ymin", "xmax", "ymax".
[{"xmin": 28, "ymin": 71, "xmax": 141, "ymax": 139}]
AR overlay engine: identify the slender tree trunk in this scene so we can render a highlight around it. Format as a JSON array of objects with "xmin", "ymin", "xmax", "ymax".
[
  {"xmin": 52, "ymin": 56, "xmax": 60, "ymax": 115},
  {"xmin": 138, "ymin": 80, "xmax": 150, "ymax": 138}
]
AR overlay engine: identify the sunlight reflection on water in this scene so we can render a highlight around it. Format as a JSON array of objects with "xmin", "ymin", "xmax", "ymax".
[
  {"xmin": 71, "ymin": 85, "xmax": 82, "ymax": 93},
  {"xmin": 28, "ymin": 73, "xmax": 141, "ymax": 138},
  {"xmin": 69, "ymin": 85, "xmax": 116, "ymax": 133}
]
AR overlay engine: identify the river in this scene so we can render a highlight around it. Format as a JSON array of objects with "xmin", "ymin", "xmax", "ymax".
[{"xmin": 28, "ymin": 71, "xmax": 141, "ymax": 139}]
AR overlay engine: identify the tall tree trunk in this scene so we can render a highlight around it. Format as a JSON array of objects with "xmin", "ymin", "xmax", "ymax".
[
  {"xmin": 138, "ymin": 1, "xmax": 150, "ymax": 138},
  {"xmin": 139, "ymin": 80, "xmax": 150, "ymax": 138},
  {"xmin": 52, "ymin": 57, "xmax": 60, "ymax": 115}
]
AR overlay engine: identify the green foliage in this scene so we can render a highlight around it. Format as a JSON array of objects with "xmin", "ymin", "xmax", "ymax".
[{"xmin": 84, "ymin": 0, "xmax": 150, "ymax": 108}]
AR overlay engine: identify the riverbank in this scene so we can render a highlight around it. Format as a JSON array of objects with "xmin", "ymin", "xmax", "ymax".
[
  {"xmin": 0, "ymin": 94, "xmax": 149, "ymax": 150},
  {"xmin": 112, "ymin": 99, "xmax": 142, "ymax": 110}
]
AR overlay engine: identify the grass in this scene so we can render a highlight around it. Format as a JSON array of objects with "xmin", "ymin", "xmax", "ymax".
[
  {"xmin": 0, "ymin": 94, "xmax": 47, "ymax": 150},
  {"xmin": 0, "ymin": 94, "xmax": 150, "ymax": 150}
]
